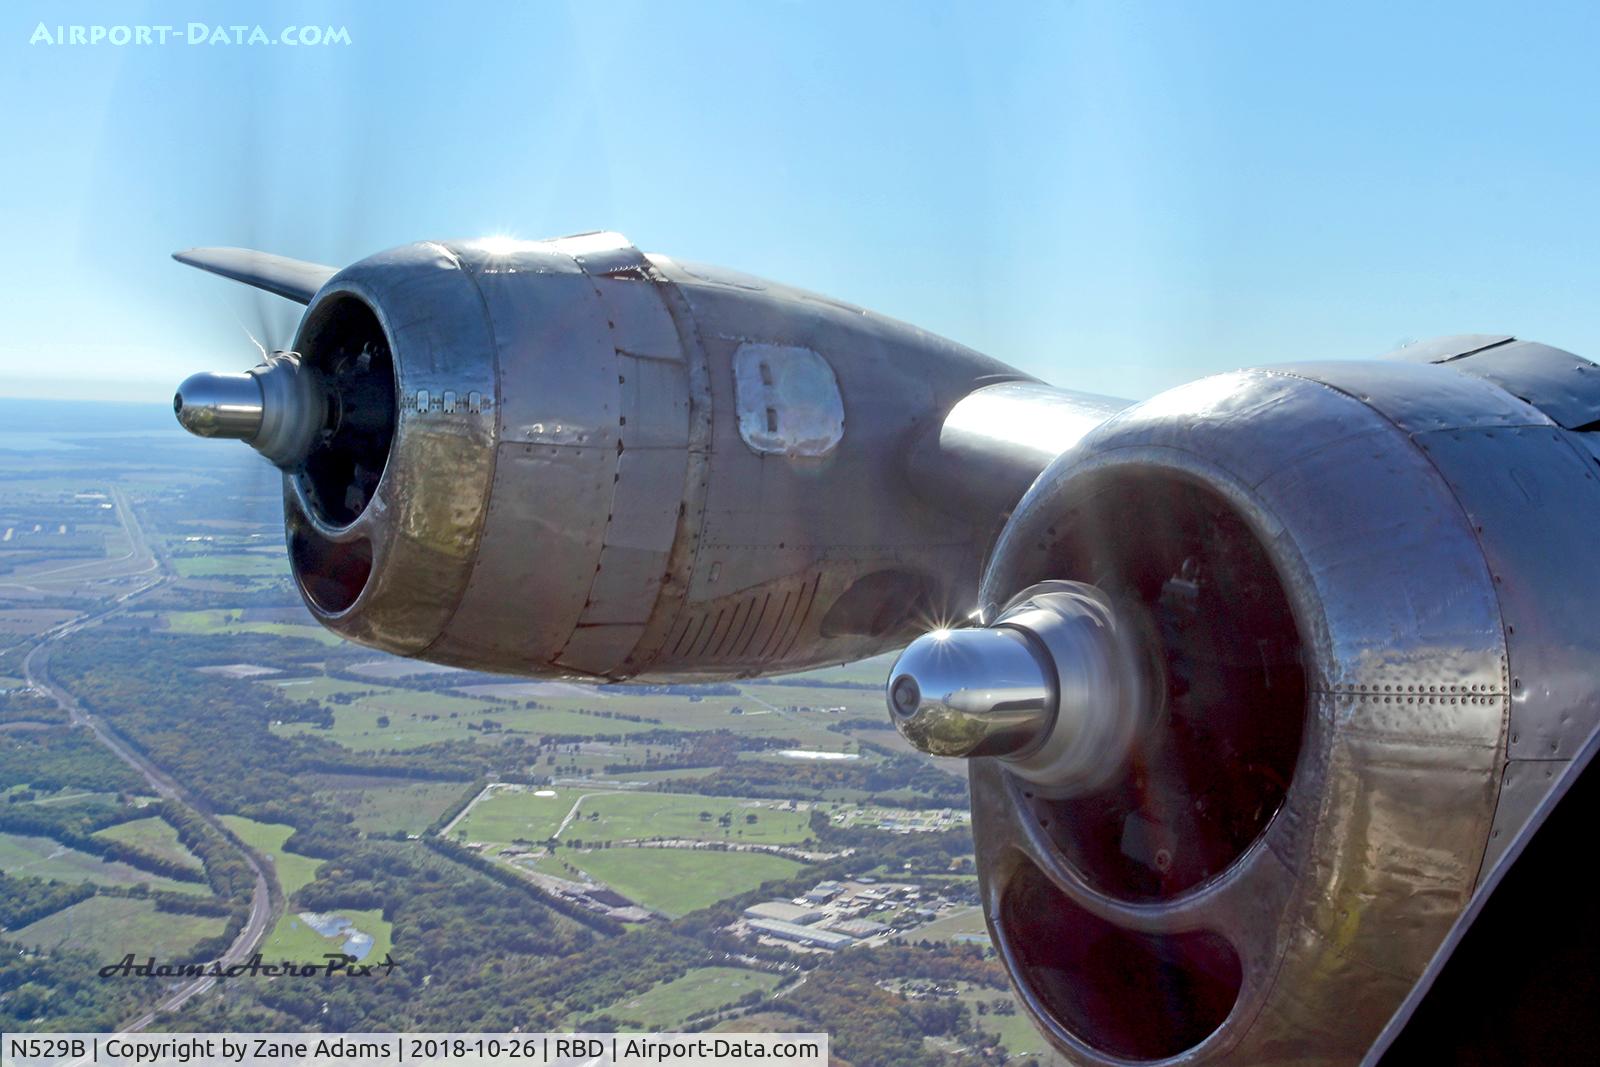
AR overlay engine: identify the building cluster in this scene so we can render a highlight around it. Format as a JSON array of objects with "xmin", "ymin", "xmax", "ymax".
[{"xmin": 729, "ymin": 877, "xmax": 962, "ymax": 953}]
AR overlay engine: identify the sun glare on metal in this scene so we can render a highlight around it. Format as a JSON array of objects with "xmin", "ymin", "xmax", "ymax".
[{"xmin": 475, "ymin": 234, "xmax": 524, "ymax": 256}]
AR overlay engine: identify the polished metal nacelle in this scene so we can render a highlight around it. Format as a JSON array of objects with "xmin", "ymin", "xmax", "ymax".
[
  {"xmin": 888, "ymin": 580, "xmax": 1159, "ymax": 795},
  {"xmin": 172, "ymin": 234, "xmax": 1600, "ymax": 1066},
  {"xmin": 916, "ymin": 346, "xmax": 1600, "ymax": 1064},
  {"xmin": 178, "ymin": 233, "xmax": 1102, "ymax": 680}
]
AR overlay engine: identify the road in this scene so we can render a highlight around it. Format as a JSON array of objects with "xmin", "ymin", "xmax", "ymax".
[
  {"xmin": 14, "ymin": 492, "xmax": 276, "ymax": 1032},
  {"xmin": 0, "ymin": 487, "xmax": 160, "ymax": 598}
]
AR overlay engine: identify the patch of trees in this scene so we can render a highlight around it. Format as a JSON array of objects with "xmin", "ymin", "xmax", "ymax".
[
  {"xmin": 748, "ymin": 677, "xmax": 881, "ymax": 691},
  {"xmin": 808, "ymin": 809, "xmax": 977, "ymax": 875},
  {"xmin": 830, "ymin": 941, "xmax": 1008, "ymax": 990},
  {"xmin": 50, "ymin": 632, "xmax": 476, "ymax": 829},
  {"xmin": 0, "ymin": 940, "xmax": 148, "ymax": 1032},
  {"xmin": 778, "ymin": 966, "xmax": 993, "ymax": 1067},
  {"xmin": 0, "ymin": 688, "xmax": 65, "ymax": 725},
  {"xmin": 0, "ymin": 726, "xmax": 144, "ymax": 794},
  {"xmin": 0, "ymin": 871, "xmax": 94, "ymax": 929},
  {"xmin": 0, "ymin": 803, "xmax": 206, "ymax": 884},
  {"xmin": 226, "ymin": 842, "xmax": 598, "ymax": 1031},
  {"xmin": 511, "ymin": 930, "xmax": 717, "ymax": 1026},
  {"xmin": 159, "ymin": 801, "xmax": 256, "ymax": 903}
]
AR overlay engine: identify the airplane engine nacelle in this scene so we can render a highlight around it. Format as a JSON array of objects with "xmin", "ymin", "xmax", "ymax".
[
  {"xmin": 962, "ymin": 353, "xmax": 1600, "ymax": 1064},
  {"xmin": 275, "ymin": 233, "xmax": 1018, "ymax": 679}
]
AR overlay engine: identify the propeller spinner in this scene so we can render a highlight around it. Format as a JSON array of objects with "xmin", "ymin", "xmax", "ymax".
[{"xmin": 174, "ymin": 353, "xmax": 325, "ymax": 468}]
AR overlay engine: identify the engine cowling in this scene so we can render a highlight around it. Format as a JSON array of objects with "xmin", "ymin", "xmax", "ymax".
[
  {"xmin": 173, "ymin": 234, "xmax": 1600, "ymax": 1063},
  {"xmin": 197, "ymin": 232, "xmax": 1056, "ymax": 679},
  {"xmin": 902, "ymin": 350, "xmax": 1600, "ymax": 1063}
]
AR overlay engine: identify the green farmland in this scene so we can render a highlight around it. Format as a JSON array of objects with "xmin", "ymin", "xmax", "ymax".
[
  {"xmin": 453, "ymin": 785, "xmax": 580, "ymax": 843},
  {"xmin": 13, "ymin": 895, "xmax": 226, "ymax": 961},
  {"xmin": 311, "ymin": 777, "xmax": 471, "ymax": 836},
  {"xmin": 539, "ymin": 846, "xmax": 804, "ymax": 918},
  {"xmin": 554, "ymin": 791, "xmax": 814, "ymax": 845},
  {"xmin": 263, "ymin": 907, "xmax": 394, "ymax": 965},
  {"xmin": 92, "ymin": 815, "xmax": 204, "ymax": 870},
  {"xmin": 161, "ymin": 609, "xmax": 342, "ymax": 647},
  {"xmin": 576, "ymin": 965, "xmax": 782, "ymax": 1029},
  {"xmin": 171, "ymin": 555, "xmax": 290, "ymax": 578},
  {"xmin": 0, "ymin": 831, "xmax": 210, "ymax": 896},
  {"xmin": 218, "ymin": 815, "xmax": 322, "ymax": 897}
]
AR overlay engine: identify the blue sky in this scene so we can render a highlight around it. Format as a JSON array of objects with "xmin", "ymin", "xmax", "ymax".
[{"xmin": 3, "ymin": 1, "xmax": 1600, "ymax": 402}]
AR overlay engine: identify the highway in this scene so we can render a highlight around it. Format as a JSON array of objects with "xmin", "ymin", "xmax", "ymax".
[
  {"xmin": 15, "ymin": 490, "xmax": 276, "ymax": 1032},
  {"xmin": 0, "ymin": 487, "xmax": 161, "ymax": 598}
]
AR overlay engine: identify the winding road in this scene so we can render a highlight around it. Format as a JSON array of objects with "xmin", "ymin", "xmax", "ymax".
[{"xmin": 15, "ymin": 490, "xmax": 276, "ymax": 1032}]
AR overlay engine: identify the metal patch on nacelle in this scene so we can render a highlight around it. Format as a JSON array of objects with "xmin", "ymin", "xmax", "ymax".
[{"xmin": 732, "ymin": 343, "xmax": 844, "ymax": 456}]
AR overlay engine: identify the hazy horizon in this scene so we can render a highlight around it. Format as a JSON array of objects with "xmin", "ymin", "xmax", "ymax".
[{"xmin": 8, "ymin": 2, "xmax": 1600, "ymax": 406}]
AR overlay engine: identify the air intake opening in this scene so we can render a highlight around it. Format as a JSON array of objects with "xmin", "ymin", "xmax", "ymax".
[
  {"xmin": 292, "ymin": 294, "xmax": 396, "ymax": 528},
  {"xmin": 1020, "ymin": 470, "xmax": 1307, "ymax": 901},
  {"xmin": 290, "ymin": 523, "xmax": 372, "ymax": 616},
  {"xmin": 998, "ymin": 857, "xmax": 1242, "ymax": 1060}
]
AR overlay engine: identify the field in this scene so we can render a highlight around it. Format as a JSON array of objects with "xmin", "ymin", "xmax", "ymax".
[
  {"xmin": 0, "ymin": 608, "xmax": 78, "ymax": 636},
  {"xmin": 263, "ymin": 675, "xmax": 872, "ymax": 755},
  {"xmin": 274, "ymin": 701, "xmax": 617, "ymax": 751},
  {"xmin": 0, "ymin": 831, "xmax": 210, "ymax": 895},
  {"xmin": 452, "ymin": 785, "xmax": 581, "ymax": 843},
  {"xmin": 92, "ymin": 815, "xmax": 204, "ymax": 870},
  {"xmin": 218, "ymin": 816, "xmax": 323, "ymax": 898},
  {"xmin": 575, "ymin": 966, "xmax": 782, "ymax": 1029},
  {"xmin": 268, "ymin": 680, "xmax": 668, "ymax": 751},
  {"xmin": 953, "ymin": 983, "xmax": 1056, "ymax": 1060},
  {"xmin": 311, "ymin": 777, "xmax": 471, "ymax": 836},
  {"xmin": 767, "ymin": 652, "xmax": 900, "ymax": 687},
  {"xmin": 12, "ymin": 895, "xmax": 226, "ymax": 960},
  {"xmin": 905, "ymin": 904, "xmax": 988, "ymax": 941},
  {"xmin": 263, "ymin": 907, "xmax": 394, "ymax": 965},
  {"xmin": 160, "ymin": 609, "xmax": 342, "ymax": 647},
  {"xmin": 554, "ymin": 791, "xmax": 814, "ymax": 845},
  {"xmin": 457, "ymin": 787, "xmax": 815, "ymax": 848},
  {"xmin": 538, "ymin": 847, "xmax": 804, "ymax": 918},
  {"xmin": 171, "ymin": 555, "xmax": 290, "ymax": 578},
  {"xmin": 741, "ymin": 683, "xmax": 885, "ymax": 717}
]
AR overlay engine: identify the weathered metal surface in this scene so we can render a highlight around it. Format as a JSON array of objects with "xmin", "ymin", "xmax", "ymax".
[
  {"xmin": 1409, "ymin": 426, "xmax": 1600, "ymax": 762},
  {"xmin": 282, "ymin": 240, "xmax": 499, "ymax": 656},
  {"xmin": 186, "ymin": 233, "xmax": 1053, "ymax": 679},
  {"xmin": 1480, "ymin": 758, "xmax": 1565, "ymax": 875},
  {"xmin": 974, "ymin": 365, "xmax": 1513, "ymax": 1065},
  {"xmin": 1447, "ymin": 340, "xmax": 1600, "ymax": 429},
  {"xmin": 636, "ymin": 251, "xmax": 1019, "ymax": 676},
  {"xmin": 731, "ymin": 342, "xmax": 845, "ymax": 457},
  {"xmin": 1375, "ymin": 333, "xmax": 1514, "ymax": 364}
]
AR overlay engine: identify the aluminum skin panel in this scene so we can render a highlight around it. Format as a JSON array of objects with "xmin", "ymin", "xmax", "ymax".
[
  {"xmin": 1447, "ymin": 340, "xmax": 1600, "ymax": 430},
  {"xmin": 287, "ymin": 242, "xmax": 499, "ymax": 656},
  {"xmin": 1409, "ymin": 425, "xmax": 1600, "ymax": 761},
  {"xmin": 974, "ymin": 366, "xmax": 1510, "ymax": 1066}
]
